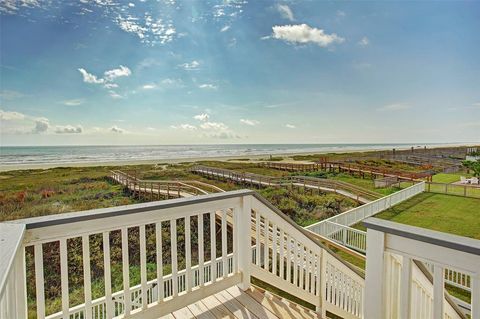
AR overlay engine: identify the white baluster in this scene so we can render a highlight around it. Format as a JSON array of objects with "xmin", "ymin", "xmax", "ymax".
[
  {"xmin": 221, "ymin": 210, "xmax": 227, "ymax": 278},
  {"xmin": 140, "ymin": 225, "xmax": 147, "ymax": 309},
  {"xmin": 198, "ymin": 214, "xmax": 205, "ymax": 287},
  {"xmin": 155, "ymin": 222, "xmax": 163, "ymax": 301},
  {"xmin": 170, "ymin": 220, "xmax": 178, "ymax": 296},
  {"xmin": 210, "ymin": 211, "xmax": 216, "ymax": 283},
  {"xmin": 103, "ymin": 232, "xmax": 113, "ymax": 317},
  {"xmin": 185, "ymin": 216, "xmax": 192, "ymax": 292},
  {"xmin": 34, "ymin": 244, "xmax": 45, "ymax": 319},
  {"xmin": 82, "ymin": 235, "xmax": 92, "ymax": 319},
  {"xmin": 121, "ymin": 228, "xmax": 131, "ymax": 315}
]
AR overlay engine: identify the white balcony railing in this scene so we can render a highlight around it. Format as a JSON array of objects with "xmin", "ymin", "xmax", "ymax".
[
  {"xmin": 0, "ymin": 189, "xmax": 470, "ymax": 319},
  {"xmin": 364, "ymin": 218, "xmax": 479, "ymax": 319},
  {"xmin": 0, "ymin": 190, "xmax": 367, "ymax": 319}
]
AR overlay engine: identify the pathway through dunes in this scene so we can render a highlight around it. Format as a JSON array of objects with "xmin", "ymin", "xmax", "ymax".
[
  {"xmin": 190, "ymin": 165, "xmax": 381, "ymax": 204},
  {"xmin": 110, "ymin": 170, "xmax": 225, "ymax": 199}
]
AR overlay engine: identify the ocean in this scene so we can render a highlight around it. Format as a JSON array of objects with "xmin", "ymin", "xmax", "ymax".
[{"xmin": 0, "ymin": 143, "xmax": 449, "ymax": 168}]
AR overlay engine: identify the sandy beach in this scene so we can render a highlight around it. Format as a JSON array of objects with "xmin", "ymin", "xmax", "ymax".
[{"xmin": 0, "ymin": 143, "xmax": 468, "ymax": 172}]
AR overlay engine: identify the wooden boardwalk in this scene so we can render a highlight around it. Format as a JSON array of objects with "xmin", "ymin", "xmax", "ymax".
[
  {"xmin": 191, "ymin": 165, "xmax": 381, "ymax": 203},
  {"xmin": 258, "ymin": 160, "xmax": 433, "ymax": 181},
  {"xmin": 110, "ymin": 170, "xmax": 225, "ymax": 199},
  {"xmin": 159, "ymin": 286, "xmax": 321, "ymax": 319}
]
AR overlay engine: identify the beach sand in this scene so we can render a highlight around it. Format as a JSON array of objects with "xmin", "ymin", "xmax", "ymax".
[{"xmin": 0, "ymin": 144, "xmax": 469, "ymax": 172}]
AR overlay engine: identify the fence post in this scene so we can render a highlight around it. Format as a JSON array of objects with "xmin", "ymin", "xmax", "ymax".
[
  {"xmin": 472, "ymin": 275, "xmax": 480, "ymax": 319},
  {"xmin": 365, "ymin": 228, "xmax": 386, "ymax": 318},
  {"xmin": 237, "ymin": 195, "xmax": 252, "ymax": 290}
]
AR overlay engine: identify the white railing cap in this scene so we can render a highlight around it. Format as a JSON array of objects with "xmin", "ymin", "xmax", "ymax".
[
  {"xmin": 7, "ymin": 189, "xmax": 255, "ymax": 230},
  {"xmin": 0, "ymin": 223, "xmax": 25, "ymax": 294},
  {"xmin": 363, "ymin": 217, "xmax": 480, "ymax": 256}
]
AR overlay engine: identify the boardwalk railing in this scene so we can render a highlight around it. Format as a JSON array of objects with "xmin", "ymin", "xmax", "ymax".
[
  {"xmin": 364, "ymin": 218, "xmax": 478, "ymax": 319},
  {"xmin": 110, "ymin": 170, "xmax": 224, "ymax": 199},
  {"xmin": 258, "ymin": 162, "xmax": 321, "ymax": 172},
  {"xmin": 0, "ymin": 190, "xmax": 368, "ymax": 319},
  {"xmin": 305, "ymin": 182, "xmax": 425, "ymax": 240},
  {"xmin": 191, "ymin": 165, "xmax": 381, "ymax": 202},
  {"xmin": 317, "ymin": 161, "xmax": 433, "ymax": 181}
]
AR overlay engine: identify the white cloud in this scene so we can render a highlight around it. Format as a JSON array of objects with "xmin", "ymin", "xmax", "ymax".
[
  {"xmin": 170, "ymin": 124, "xmax": 197, "ymax": 130},
  {"xmin": 63, "ymin": 99, "xmax": 84, "ymax": 106},
  {"xmin": 240, "ymin": 119, "xmax": 259, "ymax": 126},
  {"xmin": 55, "ymin": 125, "xmax": 83, "ymax": 134},
  {"xmin": 220, "ymin": 25, "xmax": 230, "ymax": 32},
  {"xmin": 32, "ymin": 117, "xmax": 50, "ymax": 133},
  {"xmin": 78, "ymin": 66, "xmax": 131, "ymax": 99},
  {"xmin": 358, "ymin": 36, "xmax": 369, "ymax": 47},
  {"xmin": 194, "ymin": 113, "xmax": 210, "ymax": 121},
  {"xmin": 115, "ymin": 13, "xmax": 176, "ymax": 45},
  {"xmin": 0, "ymin": 110, "xmax": 26, "ymax": 121},
  {"xmin": 78, "ymin": 68, "xmax": 105, "ymax": 84},
  {"xmin": 128, "ymin": 2, "xmax": 135, "ymax": 7},
  {"xmin": 179, "ymin": 60, "xmax": 200, "ymax": 70},
  {"xmin": 271, "ymin": 24, "xmax": 344, "ymax": 48},
  {"xmin": 104, "ymin": 65, "xmax": 131, "ymax": 81},
  {"xmin": 378, "ymin": 103, "xmax": 411, "ymax": 111},
  {"xmin": 200, "ymin": 121, "xmax": 228, "ymax": 130},
  {"xmin": 198, "ymin": 83, "xmax": 218, "ymax": 90},
  {"xmin": 142, "ymin": 84, "xmax": 157, "ymax": 90},
  {"xmin": 277, "ymin": 4, "xmax": 294, "ymax": 21},
  {"xmin": 109, "ymin": 91, "xmax": 123, "ymax": 99},
  {"xmin": 161, "ymin": 78, "xmax": 184, "ymax": 87},
  {"xmin": 110, "ymin": 125, "xmax": 125, "ymax": 133},
  {"xmin": 285, "ymin": 124, "xmax": 296, "ymax": 129},
  {"xmin": 336, "ymin": 10, "xmax": 346, "ymax": 17},
  {"xmin": 207, "ymin": 131, "xmax": 240, "ymax": 139},
  {"xmin": 104, "ymin": 83, "xmax": 119, "ymax": 89},
  {"xmin": 0, "ymin": 0, "xmax": 43, "ymax": 14}
]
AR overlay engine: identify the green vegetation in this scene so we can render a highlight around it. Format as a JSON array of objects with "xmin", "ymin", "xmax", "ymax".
[
  {"xmin": 303, "ymin": 171, "xmax": 400, "ymax": 196},
  {"xmin": 359, "ymin": 193, "xmax": 480, "ymax": 239},
  {"xmin": 258, "ymin": 187, "xmax": 358, "ymax": 227},
  {"xmin": 462, "ymin": 159, "xmax": 480, "ymax": 177},
  {"xmin": 432, "ymin": 173, "xmax": 464, "ymax": 183},
  {"xmin": 0, "ymin": 166, "xmax": 141, "ymax": 221}
]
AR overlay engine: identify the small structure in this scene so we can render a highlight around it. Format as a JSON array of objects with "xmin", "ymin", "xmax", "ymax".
[{"xmin": 374, "ymin": 176, "xmax": 399, "ymax": 188}]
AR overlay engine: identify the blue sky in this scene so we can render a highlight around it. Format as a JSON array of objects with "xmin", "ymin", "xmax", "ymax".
[{"xmin": 0, "ymin": 0, "xmax": 479, "ymax": 146}]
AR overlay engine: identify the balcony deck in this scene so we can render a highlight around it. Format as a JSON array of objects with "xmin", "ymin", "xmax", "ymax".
[{"xmin": 160, "ymin": 285, "xmax": 320, "ymax": 319}]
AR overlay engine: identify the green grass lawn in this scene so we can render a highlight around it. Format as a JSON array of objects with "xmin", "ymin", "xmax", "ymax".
[
  {"xmin": 363, "ymin": 192, "xmax": 480, "ymax": 239},
  {"xmin": 432, "ymin": 173, "xmax": 464, "ymax": 183},
  {"xmin": 328, "ymin": 174, "xmax": 400, "ymax": 196}
]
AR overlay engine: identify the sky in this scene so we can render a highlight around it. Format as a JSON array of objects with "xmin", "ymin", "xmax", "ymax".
[{"xmin": 0, "ymin": 0, "xmax": 479, "ymax": 146}]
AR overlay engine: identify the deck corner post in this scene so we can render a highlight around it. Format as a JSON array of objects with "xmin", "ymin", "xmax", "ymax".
[
  {"xmin": 237, "ymin": 195, "xmax": 252, "ymax": 290},
  {"xmin": 364, "ymin": 228, "xmax": 386, "ymax": 319}
]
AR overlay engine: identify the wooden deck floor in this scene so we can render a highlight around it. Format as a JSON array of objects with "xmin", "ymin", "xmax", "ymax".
[{"xmin": 159, "ymin": 285, "xmax": 321, "ymax": 319}]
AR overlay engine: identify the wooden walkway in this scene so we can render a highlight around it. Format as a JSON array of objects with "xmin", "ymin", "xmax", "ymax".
[
  {"xmin": 110, "ymin": 170, "xmax": 225, "ymax": 199},
  {"xmin": 191, "ymin": 165, "xmax": 380, "ymax": 203},
  {"xmin": 159, "ymin": 286, "xmax": 321, "ymax": 319},
  {"xmin": 258, "ymin": 161, "xmax": 433, "ymax": 181}
]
